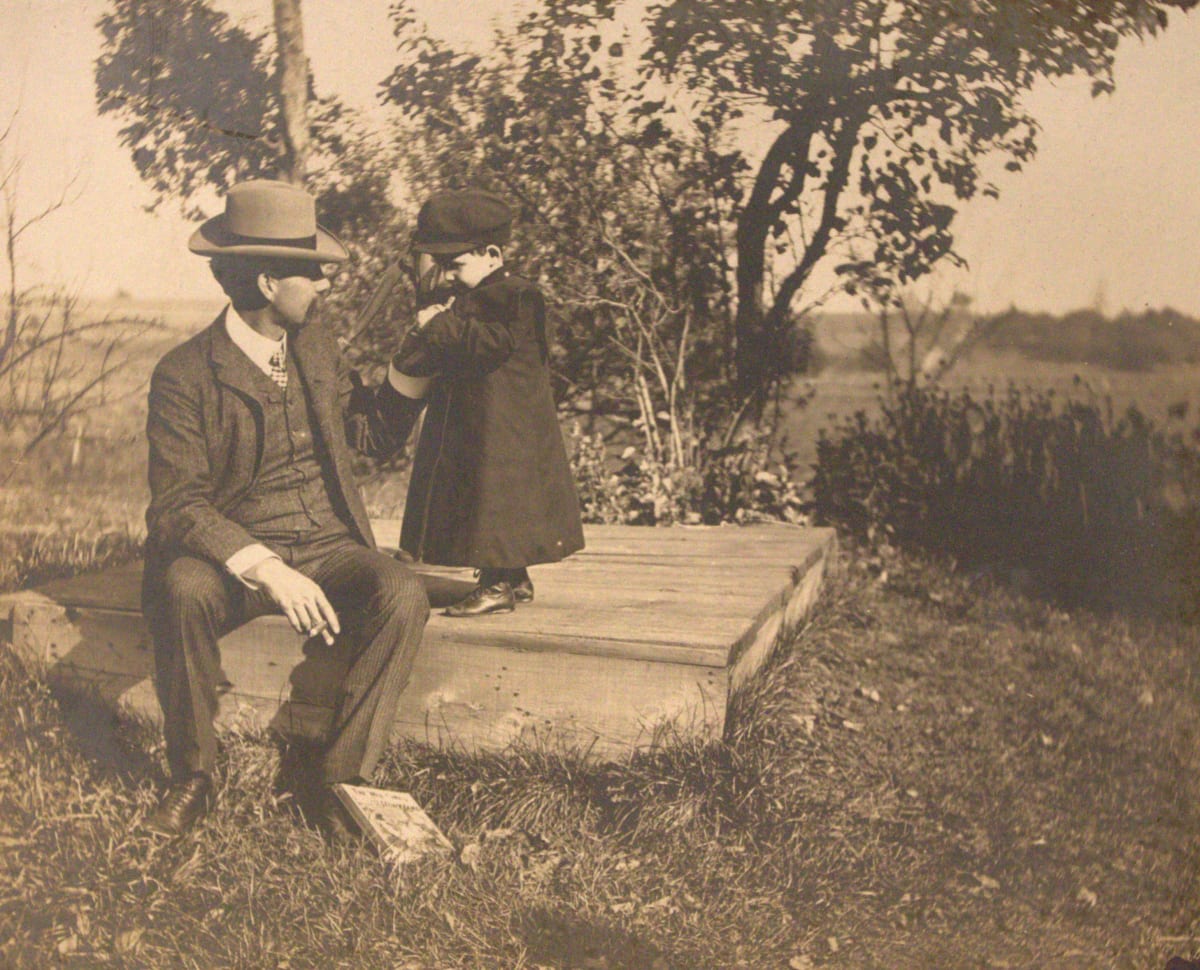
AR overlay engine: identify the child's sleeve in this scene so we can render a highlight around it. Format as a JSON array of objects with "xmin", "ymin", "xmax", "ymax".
[{"xmin": 391, "ymin": 293, "xmax": 516, "ymax": 378}]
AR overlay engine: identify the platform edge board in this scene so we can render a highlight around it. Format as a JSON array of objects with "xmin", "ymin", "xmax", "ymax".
[
  {"xmin": 726, "ymin": 532, "xmax": 837, "ymax": 696},
  {"xmin": 1, "ymin": 594, "xmax": 728, "ymax": 757}
]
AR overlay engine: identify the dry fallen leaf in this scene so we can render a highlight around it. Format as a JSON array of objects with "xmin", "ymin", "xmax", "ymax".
[
  {"xmin": 791, "ymin": 713, "xmax": 817, "ymax": 735},
  {"xmin": 459, "ymin": 843, "xmax": 482, "ymax": 870},
  {"xmin": 114, "ymin": 927, "xmax": 145, "ymax": 954}
]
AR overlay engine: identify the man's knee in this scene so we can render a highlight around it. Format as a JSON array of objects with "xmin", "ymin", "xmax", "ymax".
[
  {"xmin": 369, "ymin": 557, "xmax": 430, "ymax": 623},
  {"xmin": 160, "ymin": 557, "xmax": 231, "ymax": 625}
]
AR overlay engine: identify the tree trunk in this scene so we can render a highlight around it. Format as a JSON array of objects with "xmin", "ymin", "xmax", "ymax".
[
  {"xmin": 733, "ymin": 215, "xmax": 767, "ymax": 403},
  {"xmin": 273, "ymin": 0, "xmax": 310, "ymax": 185},
  {"xmin": 732, "ymin": 120, "xmax": 819, "ymax": 409},
  {"xmin": 732, "ymin": 125, "xmax": 804, "ymax": 403}
]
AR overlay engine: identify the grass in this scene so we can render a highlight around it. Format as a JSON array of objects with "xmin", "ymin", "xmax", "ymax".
[
  {"xmin": 2, "ymin": 303, "xmax": 1199, "ymax": 966},
  {"xmin": 2, "ymin": 545, "xmax": 1198, "ymax": 969},
  {"xmin": 0, "ymin": 485, "xmax": 144, "ymax": 594}
]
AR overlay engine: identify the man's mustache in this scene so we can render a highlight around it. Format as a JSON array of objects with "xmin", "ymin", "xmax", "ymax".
[{"xmin": 285, "ymin": 297, "xmax": 323, "ymax": 332}]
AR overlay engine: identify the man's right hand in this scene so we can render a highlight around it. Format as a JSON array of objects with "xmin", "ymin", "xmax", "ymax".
[{"xmin": 243, "ymin": 557, "xmax": 340, "ymax": 644}]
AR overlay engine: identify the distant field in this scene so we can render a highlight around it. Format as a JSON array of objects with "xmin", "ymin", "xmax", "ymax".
[
  {"xmin": 785, "ymin": 312, "xmax": 1200, "ymax": 471},
  {"xmin": 93, "ymin": 296, "xmax": 226, "ymax": 334},
  {"xmin": 70, "ymin": 298, "xmax": 222, "ymax": 433},
  {"xmin": 7, "ymin": 299, "xmax": 1200, "ymax": 519}
]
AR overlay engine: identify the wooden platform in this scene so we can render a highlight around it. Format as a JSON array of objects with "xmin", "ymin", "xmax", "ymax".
[{"xmin": 0, "ymin": 522, "xmax": 835, "ymax": 758}]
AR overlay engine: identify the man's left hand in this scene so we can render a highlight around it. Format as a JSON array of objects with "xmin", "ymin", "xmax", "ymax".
[{"xmin": 243, "ymin": 557, "xmax": 340, "ymax": 645}]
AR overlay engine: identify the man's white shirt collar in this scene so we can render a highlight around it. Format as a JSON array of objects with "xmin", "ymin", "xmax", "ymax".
[{"xmin": 224, "ymin": 306, "xmax": 285, "ymax": 377}]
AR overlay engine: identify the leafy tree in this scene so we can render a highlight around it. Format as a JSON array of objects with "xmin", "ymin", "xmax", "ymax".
[
  {"xmin": 384, "ymin": 0, "xmax": 1196, "ymax": 426},
  {"xmin": 94, "ymin": 0, "xmax": 1198, "ymax": 496},
  {"xmin": 382, "ymin": 1, "xmax": 748, "ymax": 456},
  {"xmin": 640, "ymin": 0, "xmax": 1197, "ymax": 406},
  {"xmin": 94, "ymin": 0, "xmax": 393, "ymax": 220},
  {"xmin": 95, "ymin": 0, "xmax": 281, "ymax": 212},
  {"xmin": 94, "ymin": 0, "xmax": 410, "ymax": 376}
]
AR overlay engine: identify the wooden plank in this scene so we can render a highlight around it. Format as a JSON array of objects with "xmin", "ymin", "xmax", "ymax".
[
  {"xmin": 26, "ymin": 552, "xmax": 832, "ymax": 666},
  {"xmin": 433, "ymin": 600, "xmax": 786, "ymax": 656},
  {"xmin": 373, "ymin": 520, "xmax": 818, "ymax": 556},
  {"xmin": 421, "ymin": 626, "xmax": 725, "ymax": 668},
  {"xmin": 11, "ymin": 584, "xmax": 758, "ymax": 665},
  {"xmin": 41, "ymin": 527, "xmax": 826, "ymax": 613},
  {"xmin": 9, "ymin": 599, "xmax": 154, "ymax": 706},
  {"xmin": 388, "ymin": 638, "xmax": 724, "ymax": 753},
  {"xmin": 29, "ymin": 562, "xmax": 812, "ymax": 614},
  {"xmin": 572, "ymin": 536, "xmax": 820, "ymax": 555},
  {"xmin": 32, "ymin": 563, "xmax": 477, "ymax": 614},
  {"xmin": 546, "ymin": 554, "xmax": 811, "ymax": 573},
  {"xmin": 89, "ymin": 551, "xmax": 811, "ymax": 611},
  {"xmin": 32, "ymin": 562, "xmax": 145, "ymax": 610}
]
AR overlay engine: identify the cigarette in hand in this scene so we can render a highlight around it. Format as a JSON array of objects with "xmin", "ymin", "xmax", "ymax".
[{"xmin": 308, "ymin": 620, "xmax": 334, "ymax": 644}]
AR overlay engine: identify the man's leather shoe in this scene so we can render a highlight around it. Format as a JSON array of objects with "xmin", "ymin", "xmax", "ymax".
[
  {"xmin": 146, "ymin": 773, "xmax": 213, "ymax": 837},
  {"xmin": 512, "ymin": 577, "xmax": 534, "ymax": 603},
  {"xmin": 445, "ymin": 582, "xmax": 515, "ymax": 617}
]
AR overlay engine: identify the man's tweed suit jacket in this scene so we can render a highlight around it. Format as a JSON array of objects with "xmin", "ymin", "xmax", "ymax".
[{"xmin": 143, "ymin": 308, "xmax": 418, "ymax": 597}]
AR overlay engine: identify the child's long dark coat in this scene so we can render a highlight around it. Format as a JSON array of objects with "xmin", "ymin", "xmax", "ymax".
[{"xmin": 392, "ymin": 268, "xmax": 585, "ymax": 568}]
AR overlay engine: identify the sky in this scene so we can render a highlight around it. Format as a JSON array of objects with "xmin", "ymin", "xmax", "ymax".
[{"xmin": 1, "ymin": 0, "xmax": 1198, "ymax": 316}]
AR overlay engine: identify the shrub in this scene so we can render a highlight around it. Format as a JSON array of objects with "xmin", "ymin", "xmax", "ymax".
[
  {"xmin": 569, "ymin": 423, "xmax": 806, "ymax": 527},
  {"xmin": 811, "ymin": 381, "xmax": 1200, "ymax": 614}
]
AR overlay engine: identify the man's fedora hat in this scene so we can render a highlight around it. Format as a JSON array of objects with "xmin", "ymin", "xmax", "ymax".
[
  {"xmin": 412, "ymin": 189, "xmax": 512, "ymax": 256},
  {"xmin": 189, "ymin": 179, "xmax": 348, "ymax": 262}
]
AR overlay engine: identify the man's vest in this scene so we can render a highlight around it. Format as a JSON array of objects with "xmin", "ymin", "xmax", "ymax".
[{"xmin": 228, "ymin": 352, "xmax": 349, "ymax": 544}]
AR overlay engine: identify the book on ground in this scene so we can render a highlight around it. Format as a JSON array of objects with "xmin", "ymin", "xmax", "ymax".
[{"xmin": 332, "ymin": 784, "xmax": 453, "ymax": 865}]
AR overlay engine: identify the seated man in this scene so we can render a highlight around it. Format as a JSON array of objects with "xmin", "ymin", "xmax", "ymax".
[{"xmin": 142, "ymin": 179, "xmax": 427, "ymax": 838}]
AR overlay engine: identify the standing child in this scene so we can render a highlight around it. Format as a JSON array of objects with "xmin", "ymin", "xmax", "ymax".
[{"xmin": 387, "ymin": 188, "xmax": 585, "ymax": 616}]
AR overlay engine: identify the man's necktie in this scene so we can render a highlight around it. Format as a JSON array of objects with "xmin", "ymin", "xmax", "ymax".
[{"xmin": 268, "ymin": 343, "xmax": 288, "ymax": 389}]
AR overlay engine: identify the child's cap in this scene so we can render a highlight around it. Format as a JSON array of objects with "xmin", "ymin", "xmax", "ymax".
[{"xmin": 412, "ymin": 189, "xmax": 512, "ymax": 255}]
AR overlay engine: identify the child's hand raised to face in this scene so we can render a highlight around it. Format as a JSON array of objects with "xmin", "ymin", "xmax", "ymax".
[
  {"xmin": 414, "ymin": 252, "xmax": 456, "ymax": 308},
  {"xmin": 416, "ymin": 300, "xmax": 453, "ymax": 329}
]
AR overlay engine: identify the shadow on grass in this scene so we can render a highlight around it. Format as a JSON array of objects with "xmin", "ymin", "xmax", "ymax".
[
  {"xmin": 50, "ymin": 683, "xmax": 162, "ymax": 783},
  {"xmin": 269, "ymin": 734, "xmax": 343, "ymax": 831},
  {"xmin": 512, "ymin": 903, "xmax": 669, "ymax": 970}
]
